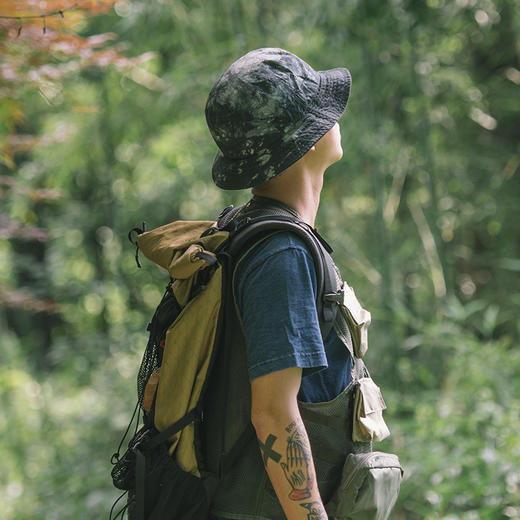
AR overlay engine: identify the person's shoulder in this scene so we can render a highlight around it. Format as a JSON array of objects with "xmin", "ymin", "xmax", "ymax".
[
  {"xmin": 244, "ymin": 230, "xmax": 314, "ymax": 263},
  {"xmin": 234, "ymin": 229, "xmax": 321, "ymax": 311}
]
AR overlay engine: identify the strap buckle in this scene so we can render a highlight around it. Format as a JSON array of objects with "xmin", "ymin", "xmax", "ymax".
[{"xmin": 324, "ymin": 288, "xmax": 344, "ymax": 304}]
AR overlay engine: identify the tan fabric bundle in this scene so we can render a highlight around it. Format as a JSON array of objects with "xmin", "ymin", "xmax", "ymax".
[{"xmin": 137, "ymin": 220, "xmax": 229, "ymax": 476}]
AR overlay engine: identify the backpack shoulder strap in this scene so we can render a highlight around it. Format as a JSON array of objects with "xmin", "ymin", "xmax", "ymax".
[
  {"xmin": 221, "ymin": 201, "xmax": 341, "ymax": 340},
  {"xmin": 210, "ymin": 203, "xmax": 343, "ymax": 476}
]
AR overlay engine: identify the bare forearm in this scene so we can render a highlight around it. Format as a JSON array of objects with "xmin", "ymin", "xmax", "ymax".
[{"xmin": 254, "ymin": 414, "xmax": 327, "ymax": 520}]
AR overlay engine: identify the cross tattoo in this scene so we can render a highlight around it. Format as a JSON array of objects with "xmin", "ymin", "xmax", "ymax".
[{"xmin": 258, "ymin": 433, "xmax": 282, "ymax": 466}]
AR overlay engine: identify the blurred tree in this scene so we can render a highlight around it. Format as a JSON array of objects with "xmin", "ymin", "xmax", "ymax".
[{"xmin": 0, "ymin": 0, "xmax": 148, "ymax": 364}]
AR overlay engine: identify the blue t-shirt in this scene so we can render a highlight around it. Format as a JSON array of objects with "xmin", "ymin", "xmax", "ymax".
[{"xmin": 234, "ymin": 231, "xmax": 351, "ymax": 403}]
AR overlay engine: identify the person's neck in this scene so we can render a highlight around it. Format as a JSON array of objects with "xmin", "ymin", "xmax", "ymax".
[{"xmin": 251, "ymin": 164, "xmax": 324, "ymax": 228}]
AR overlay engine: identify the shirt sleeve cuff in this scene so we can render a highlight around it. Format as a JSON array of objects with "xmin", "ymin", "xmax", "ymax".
[{"xmin": 249, "ymin": 352, "xmax": 328, "ymax": 381}]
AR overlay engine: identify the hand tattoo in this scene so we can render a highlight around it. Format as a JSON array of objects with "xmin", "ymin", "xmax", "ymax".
[
  {"xmin": 280, "ymin": 421, "xmax": 314, "ymax": 500},
  {"xmin": 258, "ymin": 419, "xmax": 318, "ymax": 505}
]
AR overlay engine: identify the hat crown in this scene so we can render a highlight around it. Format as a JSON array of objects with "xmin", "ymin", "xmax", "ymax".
[
  {"xmin": 205, "ymin": 47, "xmax": 351, "ymax": 189},
  {"xmin": 205, "ymin": 48, "xmax": 319, "ymax": 159}
]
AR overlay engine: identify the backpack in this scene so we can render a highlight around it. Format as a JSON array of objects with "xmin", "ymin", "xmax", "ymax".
[{"xmin": 109, "ymin": 201, "xmax": 341, "ymax": 520}]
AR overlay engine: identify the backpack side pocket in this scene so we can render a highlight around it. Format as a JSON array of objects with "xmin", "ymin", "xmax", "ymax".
[{"xmin": 326, "ymin": 451, "xmax": 403, "ymax": 520}]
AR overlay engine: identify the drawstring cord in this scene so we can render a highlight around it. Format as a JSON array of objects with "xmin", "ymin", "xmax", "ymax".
[
  {"xmin": 109, "ymin": 491, "xmax": 128, "ymax": 520},
  {"xmin": 111, "ymin": 399, "xmax": 140, "ymax": 465},
  {"xmin": 128, "ymin": 222, "xmax": 147, "ymax": 268}
]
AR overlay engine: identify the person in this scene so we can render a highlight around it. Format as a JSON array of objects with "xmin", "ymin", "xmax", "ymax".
[{"xmin": 204, "ymin": 48, "xmax": 361, "ymax": 520}]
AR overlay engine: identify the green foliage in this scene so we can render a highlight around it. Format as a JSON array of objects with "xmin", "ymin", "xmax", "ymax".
[
  {"xmin": 1, "ymin": 0, "xmax": 519, "ymax": 518},
  {"xmin": 0, "ymin": 329, "xmax": 140, "ymax": 519},
  {"xmin": 382, "ymin": 303, "xmax": 520, "ymax": 519}
]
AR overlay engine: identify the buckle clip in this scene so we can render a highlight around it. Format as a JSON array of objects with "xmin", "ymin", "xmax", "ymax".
[{"xmin": 324, "ymin": 288, "xmax": 343, "ymax": 303}]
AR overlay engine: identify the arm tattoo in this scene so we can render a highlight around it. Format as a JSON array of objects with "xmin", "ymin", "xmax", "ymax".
[
  {"xmin": 258, "ymin": 419, "xmax": 320, "ymax": 508},
  {"xmin": 258, "ymin": 433, "xmax": 282, "ymax": 466},
  {"xmin": 285, "ymin": 420, "xmax": 298, "ymax": 433},
  {"xmin": 280, "ymin": 419, "xmax": 315, "ymax": 500},
  {"xmin": 300, "ymin": 501, "xmax": 328, "ymax": 520}
]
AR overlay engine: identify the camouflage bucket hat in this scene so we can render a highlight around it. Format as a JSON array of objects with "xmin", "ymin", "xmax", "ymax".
[{"xmin": 205, "ymin": 48, "xmax": 351, "ymax": 190}]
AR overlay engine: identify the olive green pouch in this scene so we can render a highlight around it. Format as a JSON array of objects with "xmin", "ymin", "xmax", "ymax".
[
  {"xmin": 326, "ymin": 451, "xmax": 403, "ymax": 520},
  {"xmin": 340, "ymin": 282, "xmax": 371, "ymax": 358},
  {"xmin": 353, "ymin": 377, "xmax": 390, "ymax": 443}
]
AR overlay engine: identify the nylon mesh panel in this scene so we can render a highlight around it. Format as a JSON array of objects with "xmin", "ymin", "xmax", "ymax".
[{"xmin": 137, "ymin": 286, "xmax": 181, "ymax": 408}]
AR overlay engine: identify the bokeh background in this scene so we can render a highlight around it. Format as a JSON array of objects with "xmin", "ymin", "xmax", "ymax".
[{"xmin": 1, "ymin": 1, "xmax": 519, "ymax": 518}]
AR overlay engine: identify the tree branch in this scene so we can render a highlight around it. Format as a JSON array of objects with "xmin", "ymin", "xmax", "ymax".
[{"xmin": 0, "ymin": 8, "xmax": 71, "ymax": 20}]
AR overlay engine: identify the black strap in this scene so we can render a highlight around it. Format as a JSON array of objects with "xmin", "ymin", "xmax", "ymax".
[
  {"xmin": 227, "ymin": 214, "xmax": 340, "ymax": 339},
  {"xmin": 213, "ymin": 202, "xmax": 342, "ymax": 476},
  {"xmin": 135, "ymin": 448, "xmax": 146, "ymax": 520},
  {"xmin": 133, "ymin": 408, "xmax": 200, "ymax": 520},
  {"xmin": 145, "ymin": 408, "xmax": 200, "ymax": 452}
]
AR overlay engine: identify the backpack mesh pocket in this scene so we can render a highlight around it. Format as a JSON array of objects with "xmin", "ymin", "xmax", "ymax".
[
  {"xmin": 137, "ymin": 285, "xmax": 181, "ymax": 408},
  {"xmin": 112, "ymin": 424, "xmax": 154, "ymax": 491}
]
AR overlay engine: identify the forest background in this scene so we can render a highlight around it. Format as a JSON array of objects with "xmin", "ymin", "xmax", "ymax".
[{"xmin": 1, "ymin": 0, "xmax": 519, "ymax": 519}]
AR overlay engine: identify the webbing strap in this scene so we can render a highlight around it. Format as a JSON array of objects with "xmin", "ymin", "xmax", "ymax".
[
  {"xmin": 134, "ymin": 408, "xmax": 199, "ymax": 520},
  {"xmin": 210, "ymin": 200, "xmax": 343, "ymax": 478},
  {"xmin": 227, "ymin": 216, "xmax": 340, "ymax": 339},
  {"xmin": 147, "ymin": 408, "xmax": 199, "ymax": 451},
  {"xmin": 135, "ymin": 448, "xmax": 146, "ymax": 520},
  {"xmin": 218, "ymin": 198, "xmax": 341, "ymax": 339}
]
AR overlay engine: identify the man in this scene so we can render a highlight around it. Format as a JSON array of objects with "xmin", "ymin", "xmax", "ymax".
[{"xmin": 205, "ymin": 48, "xmax": 359, "ymax": 520}]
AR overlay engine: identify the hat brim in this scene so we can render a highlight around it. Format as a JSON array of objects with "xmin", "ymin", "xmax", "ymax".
[{"xmin": 212, "ymin": 67, "xmax": 351, "ymax": 190}]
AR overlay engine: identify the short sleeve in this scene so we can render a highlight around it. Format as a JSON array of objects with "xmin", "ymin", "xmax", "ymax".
[{"xmin": 234, "ymin": 232, "xmax": 328, "ymax": 381}]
